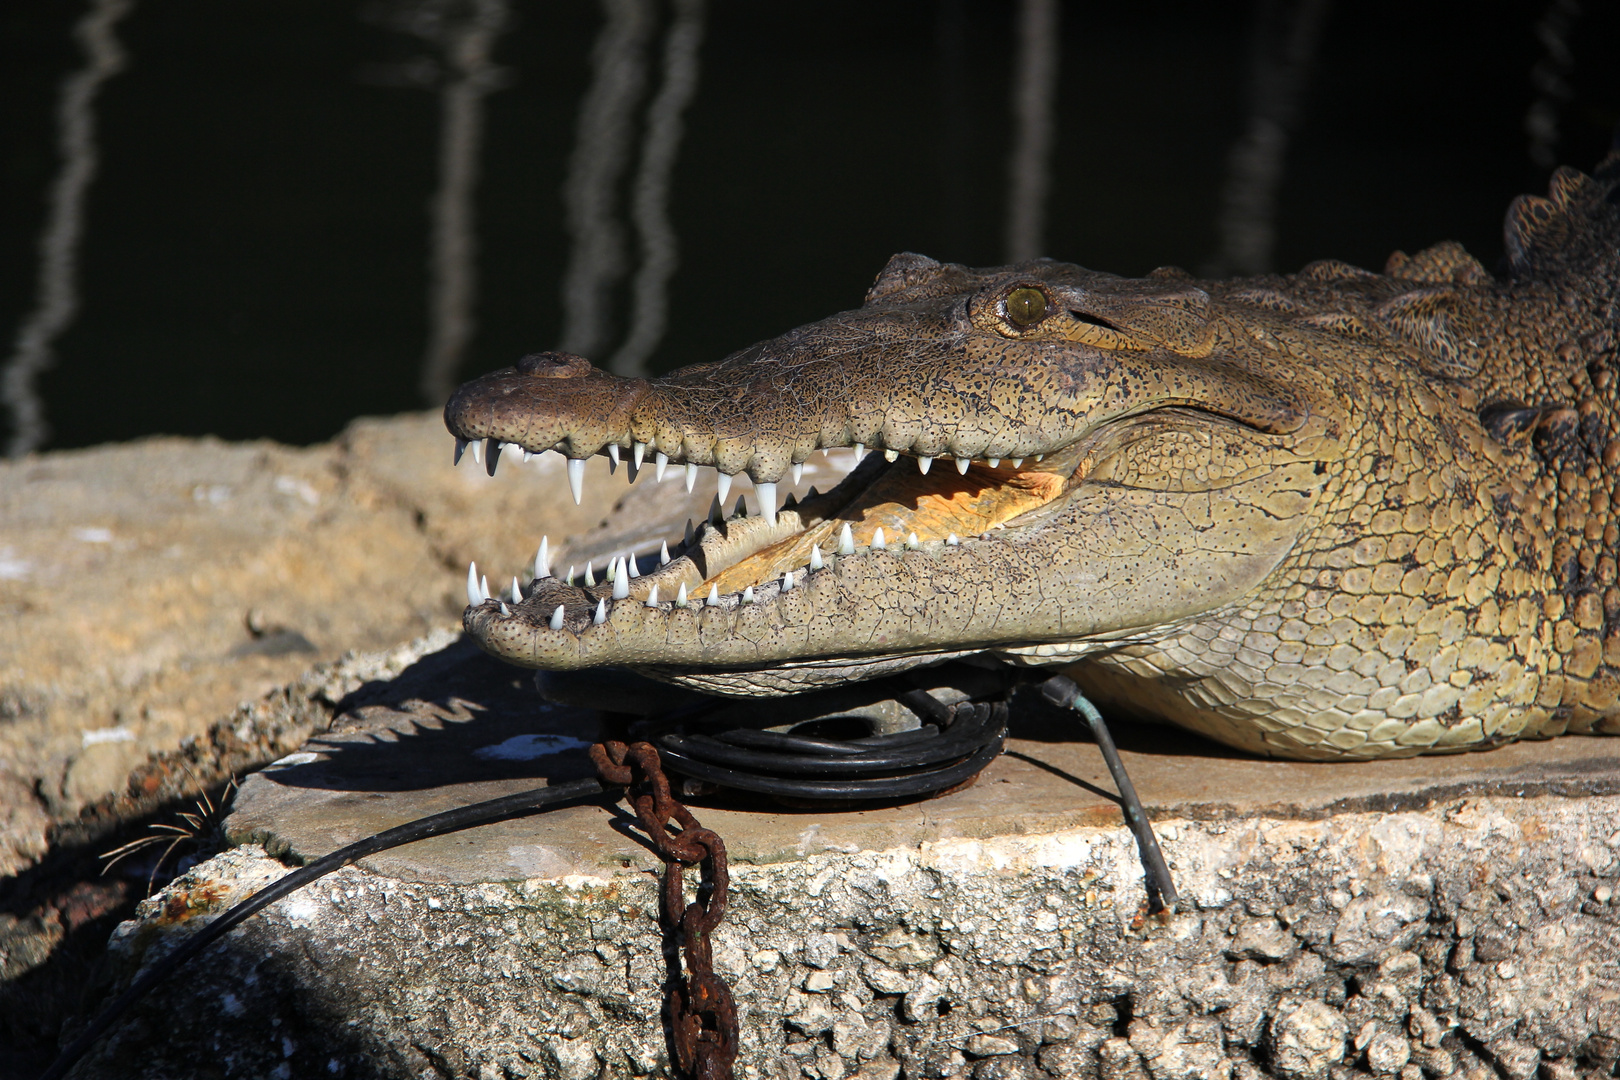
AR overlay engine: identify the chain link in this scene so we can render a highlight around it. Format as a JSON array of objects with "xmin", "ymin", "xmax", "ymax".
[{"xmin": 592, "ymin": 740, "xmax": 738, "ymax": 1080}]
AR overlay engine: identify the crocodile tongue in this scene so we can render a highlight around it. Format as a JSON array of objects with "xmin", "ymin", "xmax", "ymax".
[{"xmin": 702, "ymin": 453, "xmax": 1070, "ymax": 595}]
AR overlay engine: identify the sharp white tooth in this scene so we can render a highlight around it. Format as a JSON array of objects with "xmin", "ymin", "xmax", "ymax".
[
  {"xmin": 659, "ymin": 540, "xmax": 671, "ymax": 565},
  {"xmin": 809, "ymin": 544, "xmax": 824, "ymax": 570},
  {"xmin": 605, "ymin": 557, "xmax": 618, "ymax": 584},
  {"xmin": 1036, "ymin": 453, "xmax": 1045, "ymax": 462},
  {"xmin": 656, "ymin": 451, "xmax": 669, "ymax": 481},
  {"xmin": 791, "ymin": 462, "xmax": 803, "ymax": 484},
  {"xmin": 675, "ymin": 583, "xmax": 689, "ymax": 607},
  {"xmin": 471, "ymin": 438, "xmax": 482, "ymax": 464},
  {"xmin": 987, "ymin": 458, "xmax": 1000, "ymax": 469},
  {"xmin": 838, "ymin": 523, "xmax": 855, "ymax": 555},
  {"xmin": 612, "ymin": 565, "xmax": 629, "ymax": 599},
  {"xmin": 484, "ymin": 439, "xmax": 502, "ymax": 475},
  {"xmin": 907, "ymin": 532, "xmax": 920, "ymax": 549},
  {"xmin": 734, "ymin": 495, "xmax": 748, "ymax": 518},
  {"xmin": 583, "ymin": 562, "xmax": 595, "ymax": 587},
  {"xmin": 884, "ymin": 449, "xmax": 899, "ymax": 462},
  {"xmin": 716, "ymin": 472, "xmax": 733, "ymax": 504},
  {"xmin": 466, "ymin": 562, "xmax": 480, "ymax": 606},
  {"xmin": 955, "ymin": 456, "xmax": 970, "ymax": 474},
  {"xmin": 917, "ymin": 456, "xmax": 932, "ymax": 474},
  {"xmin": 522, "ymin": 449, "xmax": 534, "ymax": 462},
  {"xmin": 564, "ymin": 565, "xmax": 575, "ymax": 585},
  {"xmin": 634, "ymin": 441, "xmax": 647, "ymax": 469},
  {"xmin": 480, "ymin": 575, "xmax": 490, "ymax": 602},
  {"xmin": 500, "ymin": 601, "xmax": 510, "ymax": 615},
  {"xmin": 684, "ymin": 462, "xmax": 697, "ymax": 492},
  {"xmin": 534, "ymin": 537, "xmax": 551, "ymax": 579},
  {"xmin": 607, "ymin": 443, "xmax": 620, "ymax": 471},
  {"xmin": 946, "ymin": 533, "xmax": 960, "ymax": 546},
  {"xmin": 1010, "ymin": 458, "xmax": 1024, "ymax": 468},
  {"xmin": 510, "ymin": 577, "xmax": 523, "ymax": 603},
  {"xmin": 872, "ymin": 527, "xmax": 886, "ymax": 550},
  {"xmin": 454, "ymin": 437, "xmax": 468, "ymax": 465},
  {"xmin": 709, "ymin": 495, "xmax": 723, "ymax": 524},
  {"xmin": 550, "ymin": 604, "xmax": 565, "ymax": 630},
  {"xmin": 756, "ymin": 481, "xmax": 777, "ymax": 526},
  {"xmin": 782, "ymin": 570, "xmax": 795, "ymax": 591},
  {"xmin": 684, "ymin": 519, "xmax": 695, "ymax": 547},
  {"xmin": 567, "ymin": 458, "xmax": 584, "ymax": 505},
  {"xmin": 853, "ymin": 443, "xmax": 865, "ymax": 460},
  {"xmin": 593, "ymin": 599, "xmax": 607, "ymax": 625},
  {"xmin": 742, "ymin": 585, "xmax": 755, "ymax": 604},
  {"xmin": 706, "ymin": 585, "xmax": 720, "ymax": 607},
  {"xmin": 645, "ymin": 584, "xmax": 660, "ymax": 606},
  {"xmin": 626, "ymin": 553, "xmax": 640, "ymax": 578}
]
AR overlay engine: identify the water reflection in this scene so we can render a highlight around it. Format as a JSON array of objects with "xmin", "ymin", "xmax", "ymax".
[
  {"xmin": 1, "ymin": 0, "xmax": 1613, "ymax": 456},
  {"xmin": 3, "ymin": 0, "xmax": 132, "ymax": 456}
]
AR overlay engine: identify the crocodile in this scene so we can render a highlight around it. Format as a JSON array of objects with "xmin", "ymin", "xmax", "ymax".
[{"xmin": 443, "ymin": 146, "xmax": 1620, "ymax": 762}]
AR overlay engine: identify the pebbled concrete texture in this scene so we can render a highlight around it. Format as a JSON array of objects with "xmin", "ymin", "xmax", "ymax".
[{"xmin": 66, "ymin": 632, "xmax": 1620, "ymax": 1080}]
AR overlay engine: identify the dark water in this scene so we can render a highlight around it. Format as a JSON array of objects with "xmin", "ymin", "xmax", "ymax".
[{"xmin": 2, "ymin": 0, "xmax": 1616, "ymax": 452}]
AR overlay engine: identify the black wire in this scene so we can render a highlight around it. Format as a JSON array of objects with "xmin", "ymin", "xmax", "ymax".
[
  {"xmin": 38, "ymin": 777, "xmax": 606, "ymax": 1080},
  {"xmin": 1039, "ymin": 675, "xmax": 1179, "ymax": 914},
  {"xmin": 658, "ymin": 700, "xmax": 1009, "ymax": 799},
  {"xmin": 712, "ymin": 724, "xmax": 942, "ymax": 755}
]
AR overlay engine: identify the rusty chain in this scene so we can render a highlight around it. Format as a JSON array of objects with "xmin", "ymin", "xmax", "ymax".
[{"xmin": 591, "ymin": 740, "xmax": 739, "ymax": 1080}]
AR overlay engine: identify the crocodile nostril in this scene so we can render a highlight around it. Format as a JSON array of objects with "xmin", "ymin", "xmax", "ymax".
[{"xmin": 516, "ymin": 351, "xmax": 594, "ymax": 378}]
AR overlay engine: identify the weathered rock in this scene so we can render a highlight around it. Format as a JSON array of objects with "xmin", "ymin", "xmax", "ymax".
[
  {"xmin": 1269, "ymin": 1000, "xmax": 1346, "ymax": 1080},
  {"xmin": 60, "ymin": 630, "xmax": 1620, "ymax": 1079},
  {"xmin": 0, "ymin": 412, "xmax": 845, "ymax": 876}
]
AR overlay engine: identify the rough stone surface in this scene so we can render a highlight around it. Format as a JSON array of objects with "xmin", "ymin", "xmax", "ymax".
[
  {"xmin": 1, "ymin": 416, "xmax": 847, "ymax": 1073},
  {"xmin": 0, "ymin": 412, "xmax": 843, "ymax": 875},
  {"xmin": 64, "ymin": 632, "xmax": 1620, "ymax": 1079}
]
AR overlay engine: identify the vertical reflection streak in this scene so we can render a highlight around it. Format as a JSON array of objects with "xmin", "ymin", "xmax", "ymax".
[
  {"xmin": 1525, "ymin": 0, "xmax": 1582, "ymax": 171},
  {"xmin": 419, "ymin": 0, "xmax": 510, "ymax": 406},
  {"xmin": 610, "ymin": 0, "xmax": 706, "ymax": 378},
  {"xmin": 3, "ymin": 0, "xmax": 134, "ymax": 457},
  {"xmin": 1206, "ymin": 0, "xmax": 1332, "ymax": 277},
  {"xmin": 558, "ymin": 0, "xmax": 656, "ymax": 362},
  {"xmin": 1004, "ymin": 0, "xmax": 1060, "ymax": 264}
]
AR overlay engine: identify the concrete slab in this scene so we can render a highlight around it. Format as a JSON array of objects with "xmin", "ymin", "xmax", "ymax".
[
  {"xmin": 225, "ymin": 635, "xmax": 1620, "ymax": 886},
  {"xmin": 69, "ymin": 632, "xmax": 1620, "ymax": 1080}
]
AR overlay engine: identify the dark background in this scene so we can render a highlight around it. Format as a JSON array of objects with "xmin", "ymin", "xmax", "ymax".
[{"xmin": 2, "ymin": 0, "xmax": 1616, "ymax": 452}]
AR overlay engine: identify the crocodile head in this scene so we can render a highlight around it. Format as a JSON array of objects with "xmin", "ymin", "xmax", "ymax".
[
  {"xmin": 444, "ymin": 255, "xmax": 1339, "ymax": 699},
  {"xmin": 444, "ymin": 152, "xmax": 1620, "ymax": 759}
]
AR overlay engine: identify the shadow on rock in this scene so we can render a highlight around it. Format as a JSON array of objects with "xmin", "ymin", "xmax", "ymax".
[{"xmin": 261, "ymin": 636, "xmax": 607, "ymax": 795}]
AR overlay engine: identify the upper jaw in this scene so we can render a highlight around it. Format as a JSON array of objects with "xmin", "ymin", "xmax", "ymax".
[{"xmin": 442, "ymin": 286, "xmax": 1094, "ymax": 495}]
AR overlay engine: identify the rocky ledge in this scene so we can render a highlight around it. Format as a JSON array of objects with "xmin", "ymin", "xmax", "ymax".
[
  {"xmin": 1, "ymin": 412, "xmax": 845, "ymax": 1072},
  {"xmin": 64, "ymin": 630, "xmax": 1620, "ymax": 1080}
]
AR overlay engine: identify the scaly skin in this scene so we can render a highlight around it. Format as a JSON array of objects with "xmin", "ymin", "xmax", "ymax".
[{"xmin": 444, "ymin": 151, "xmax": 1620, "ymax": 761}]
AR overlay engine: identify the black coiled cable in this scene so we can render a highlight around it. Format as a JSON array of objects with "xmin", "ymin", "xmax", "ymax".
[{"xmin": 656, "ymin": 689, "xmax": 1009, "ymax": 800}]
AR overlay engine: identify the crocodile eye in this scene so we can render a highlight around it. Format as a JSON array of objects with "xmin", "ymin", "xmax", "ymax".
[{"xmin": 1005, "ymin": 287, "xmax": 1047, "ymax": 327}]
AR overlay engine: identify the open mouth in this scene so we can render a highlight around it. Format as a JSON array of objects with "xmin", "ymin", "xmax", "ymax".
[{"xmin": 452, "ymin": 430, "xmax": 1082, "ymax": 625}]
